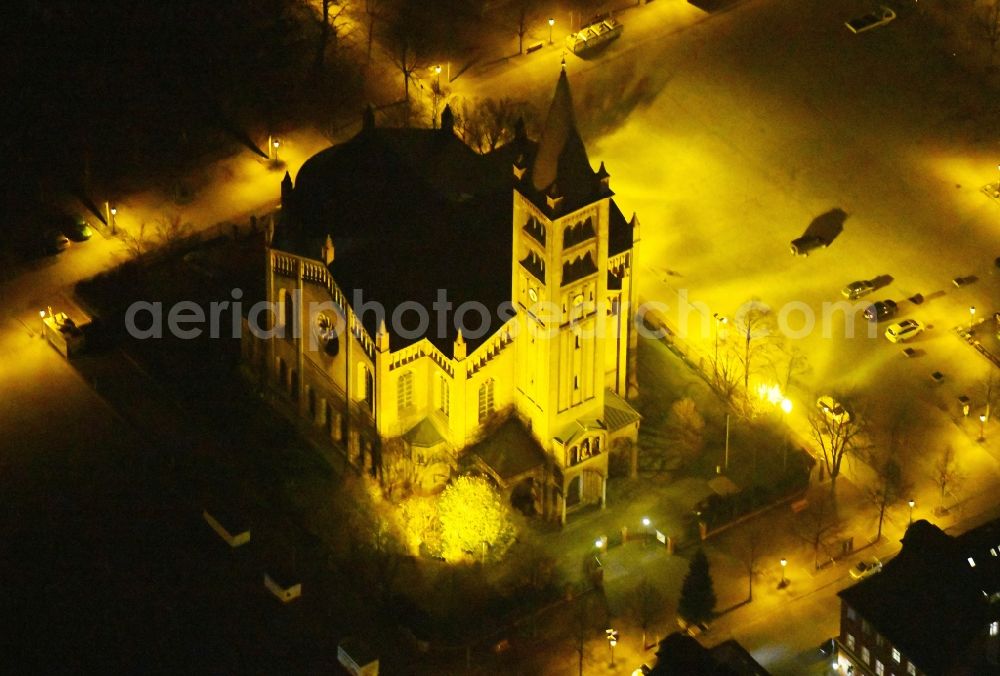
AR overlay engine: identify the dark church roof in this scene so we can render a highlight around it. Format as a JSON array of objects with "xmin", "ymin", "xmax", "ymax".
[
  {"xmin": 460, "ymin": 417, "xmax": 547, "ymax": 485},
  {"xmin": 517, "ymin": 70, "xmax": 612, "ymax": 215},
  {"xmin": 276, "ymin": 73, "xmax": 634, "ymax": 356},
  {"xmin": 277, "ymin": 118, "xmax": 531, "ymax": 354},
  {"xmin": 838, "ymin": 519, "xmax": 1000, "ymax": 675}
]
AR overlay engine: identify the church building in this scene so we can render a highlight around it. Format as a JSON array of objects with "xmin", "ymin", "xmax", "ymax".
[{"xmin": 242, "ymin": 70, "xmax": 641, "ymax": 523}]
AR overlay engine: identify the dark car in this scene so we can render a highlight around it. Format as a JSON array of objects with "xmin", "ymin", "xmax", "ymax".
[
  {"xmin": 55, "ymin": 215, "xmax": 94, "ymax": 242},
  {"xmin": 43, "ymin": 230, "xmax": 70, "ymax": 254},
  {"xmin": 790, "ymin": 235, "xmax": 828, "ymax": 256},
  {"xmin": 864, "ymin": 299, "xmax": 898, "ymax": 321}
]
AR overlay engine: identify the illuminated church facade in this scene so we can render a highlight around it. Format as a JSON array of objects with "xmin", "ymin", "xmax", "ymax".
[{"xmin": 242, "ymin": 71, "xmax": 640, "ymax": 523}]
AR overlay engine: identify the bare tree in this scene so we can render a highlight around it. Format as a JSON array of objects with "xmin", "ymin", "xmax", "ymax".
[
  {"xmin": 736, "ymin": 523, "xmax": 768, "ymax": 602},
  {"xmin": 507, "ymin": 0, "xmax": 538, "ymax": 55},
  {"xmin": 863, "ymin": 448, "xmax": 909, "ymax": 542},
  {"xmin": 665, "ymin": 397, "xmax": 705, "ymax": 464},
  {"xmin": 795, "ymin": 492, "xmax": 840, "ymax": 569},
  {"xmin": 153, "ymin": 213, "xmax": 193, "ymax": 253},
  {"xmin": 364, "ymin": 0, "xmax": 383, "ymax": 64},
  {"xmin": 118, "ymin": 221, "xmax": 153, "ymax": 261},
  {"xmin": 732, "ymin": 300, "xmax": 777, "ymax": 402},
  {"xmin": 809, "ymin": 402, "xmax": 865, "ymax": 500},
  {"xmin": 974, "ymin": 0, "xmax": 1000, "ymax": 64},
  {"xmin": 378, "ymin": 436, "xmax": 413, "ymax": 501},
  {"xmin": 933, "ymin": 446, "xmax": 966, "ymax": 515},
  {"xmin": 382, "ymin": 1, "xmax": 429, "ymax": 106},
  {"xmin": 314, "ymin": 0, "xmax": 353, "ymax": 70},
  {"xmin": 776, "ymin": 344, "xmax": 810, "ymax": 394},
  {"xmin": 454, "ymin": 97, "xmax": 536, "ymax": 153},
  {"xmin": 630, "ymin": 578, "xmax": 664, "ymax": 650},
  {"xmin": 711, "ymin": 339, "xmax": 742, "ymax": 402},
  {"xmin": 569, "ymin": 592, "xmax": 604, "ymax": 676}
]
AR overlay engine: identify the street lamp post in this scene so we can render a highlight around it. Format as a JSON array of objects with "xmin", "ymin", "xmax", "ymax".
[
  {"xmin": 605, "ymin": 629, "xmax": 619, "ymax": 666},
  {"xmin": 713, "ymin": 314, "xmax": 727, "ymax": 382},
  {"xmin": 908, "ymin": 499, "xmax": 915, "ymax": 525},
  {"xmin": 971, "ymin": 306, "xmax": 977, "ymax": 333},
  {"xmin": 548, "ymin": 18, "xmax": 555, "ymax": 45},
  {"xmin": 981, "ymin": 414, "xmax": 988, "ymax": 442},
  {"xmin": 272, "ymin": 138, "xmax": 280, "ymax": 163},
  {"xmin": 110, "ymin": 206, "xmax": 117, "ymax": 236},
  {"xmin": 434, "ymin": 64, "xmax": 441, "ymax": 90},
  {"xmin": 779, "ymin": 558, "xmax": 788, "ymax": 588}
]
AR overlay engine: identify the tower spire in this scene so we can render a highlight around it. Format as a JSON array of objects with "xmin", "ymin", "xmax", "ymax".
[{"xmin": 528, "ymin": 70, "xmax": 600, "ymax": 212}]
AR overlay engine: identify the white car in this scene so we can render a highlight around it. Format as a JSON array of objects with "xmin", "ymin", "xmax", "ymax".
[
  {"xmin": 885, "ymin": 319, "xmax": 925, "ymax": 343},
  {"xmin": 849, "ymin": 558, "xmax": 883, "ymax": 579},
  {"xmin": 816, "ymin": 396, "xmax": 851, "ymax": 425},
  {"xmin": 845, "ymin": 6, "xmax": 896, "ymax": 34}
]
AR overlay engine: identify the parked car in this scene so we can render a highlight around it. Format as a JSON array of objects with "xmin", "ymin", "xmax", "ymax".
[
  {"xmin": 44, "ymin": 230, "xmax": 70, "ymax": 254},
  {"xmin": 845, "ymin": 6, "xmax": 896, "ymax": 34},
  {"xmin": 849, "ymin": 558, "xmax": 882, "ymax": 579},
  {"xmin": 864, "ymin": 299, "xmax": 898, "ymax": 321},
  {"xmin": 842, "ymin": 279, "xmax": 876, "ymax": 299},
  {"xmin": 790, "ymin": 235, "xmax": 828, "ymax": 256},
  {"xmin": 816, "ymin": 395, "xmax": 851, "ymax": 425},
  {"xmin": 63, "ymin": 218, "xmax": 94, "ymax": 242},
  {"xmin": 885, "ymin": 319, "xmax": 924, "ymax": 343},
  {"xmin": 952, "ymin": 276, "xmax": 975, "ymax": 288}
]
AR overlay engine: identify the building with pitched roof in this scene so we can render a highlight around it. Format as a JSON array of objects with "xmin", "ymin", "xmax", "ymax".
[
  {"xmin": 242, "ymin": 70, "xmax": 641, "ymax": 522},
  {"xmin": 834, "ymin": 519, "xmax": 1000, "ymax": 676}
]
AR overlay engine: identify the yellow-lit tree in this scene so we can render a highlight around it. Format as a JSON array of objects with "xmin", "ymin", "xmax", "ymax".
[
  {"xmin": 399, "ymin": 495, "xmax": 442, "ymax": 557},
  {"xmin": 437, "ymin": 476, "xmax": 515, "ymax": 563}
]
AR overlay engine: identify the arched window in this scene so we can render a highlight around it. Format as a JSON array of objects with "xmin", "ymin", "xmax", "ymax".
[
  {"xmin": 397, "ymin": 371, "xmax": 413, "ymax": 413},
  {"xmin": 281, "ymin": 290, "xmax": 297, "ymax": 340},
  {"xmin": 569, "ymin": 446, "xmax": 579, "ymax": 465},
  {"xmin": 357, "ymin": 364, "xmax": 374, "ymax": 410},
  {"xmin": 478, "ymin": 379, "xmax": 495, "ymax": 422},
  {"xmin": 581, "ymin": 439, "xmax": 591, "ymax": 459},
  {"xmin": 439, "ymin": 375, "xmax": 450, "ymax": 416},
  {"xmin": 326, "ymin": 401, "xmax": 336, "ymax": 437}
]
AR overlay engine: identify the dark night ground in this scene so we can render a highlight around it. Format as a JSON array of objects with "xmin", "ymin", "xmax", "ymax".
[
  {"xmin": 3, "ymin": 237, "xmax": 536, "ymax": 674},
  {"xmin": 2, "ymin": 239, "xmax": 373, "ymax": 673},
  {"xmin": 1, "ymin": 0, "xmax": 365, "ymax": 257}
]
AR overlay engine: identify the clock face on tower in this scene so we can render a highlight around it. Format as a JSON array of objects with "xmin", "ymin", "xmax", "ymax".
[{"xmin": 528, "ymin": 287, "xmax": 538, "ymax": 302}]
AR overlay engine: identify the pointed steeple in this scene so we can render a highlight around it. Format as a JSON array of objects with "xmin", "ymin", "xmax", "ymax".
[
  {"xmin": 529, "ymin": 70, "xmax": 600, "ymax": 212},
  {"xmin": 453, "ymin": 328, "xmax": 467, "ymax": 360},
  {"xmin": 440, "ymin": 104, "xmax": 455, "ymax": 134},
  {"xmin": 376, "ymin": 318, "xmax": 389, "ymax": 352},
  {"xmin": 280, "ymin": 171, "xmax": 294, "ymax": 206}
]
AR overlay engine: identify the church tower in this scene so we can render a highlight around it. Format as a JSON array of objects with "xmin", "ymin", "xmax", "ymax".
[{"xmin": 511, "ymin": 69, "xmax": 618, "ymax": 464}]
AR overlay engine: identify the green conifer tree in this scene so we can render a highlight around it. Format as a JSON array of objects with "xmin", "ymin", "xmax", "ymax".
[{"xmin": 677, "ymin": 549, "xmax": 716, "ymax": 626}]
